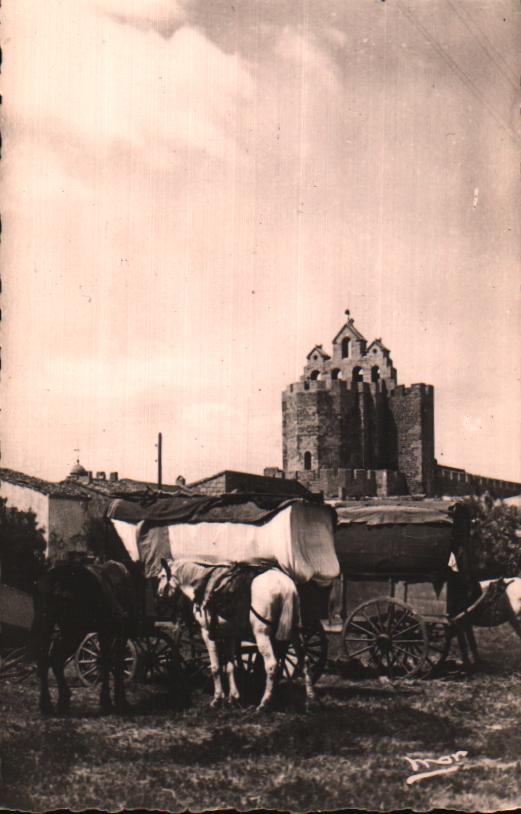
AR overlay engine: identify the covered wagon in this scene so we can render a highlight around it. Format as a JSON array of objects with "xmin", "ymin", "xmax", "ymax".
[
  {"xmin": 333, "ymin": 500, "xmax": 472, "ymax": 678},
  {"xmin": 106, "ymin": 492, "xmax": 340, "ymax": 682}
]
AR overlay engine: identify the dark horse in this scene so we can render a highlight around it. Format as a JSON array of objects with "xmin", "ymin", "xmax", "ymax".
[{"xmin": 32, "ymin": 559, "xmax": 137, "ymax": 715}]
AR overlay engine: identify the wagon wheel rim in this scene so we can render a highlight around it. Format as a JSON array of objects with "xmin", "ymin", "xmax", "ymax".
[
  {"xmin": 236, "ymin": 641, "xmax": 261, "ymax": 675},
  {"xmin": 137, "ymin": 633, "xmax": 175, "ymax": 683},
  {"xmin": 75, "ymin": 633, "xmax": 138, "ymax": 686},
  {"xmin": 172, "ymin": 621, "xmax": 210, "ymax": 682},
  {"xmin": 343, "ymin": 598, "xmax": 428, "ymax": 679},
  {"xmin": 278, "ymin": 622, "xmax": 328, "ymax": 684},
  {"xmin": 0, "ymin": 647, "xmax": 34, "ymax": 681}
]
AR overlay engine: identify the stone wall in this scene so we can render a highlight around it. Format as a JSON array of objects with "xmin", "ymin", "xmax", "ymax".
[
  {"xmin": 190, "ymin": 470, "xmax": 310, "ymax": 497},
  {"xmin": 282, "ymin": 377, "xmax": 434, "ymax": 494},
  {"xmin": 282, "ymin": 379, "xmax": 400, "ymax": 473},
  {"xmin": 285, "ymin": 467, "xmax": 406, "ymax": 498},
  {"xmin": 282, "ymin": 313, "xmax": 520, "ymax": 499},
  {"xmin": 389, "ymin": 384, "xmax": 435, "ymax": 495},
  {"xmin": 48, "ymin": 496, "xmax": 90, "ymax": 559},
  {"xmin": 433, "ymin": 464, "xmax": 521, "ymax": 498}
]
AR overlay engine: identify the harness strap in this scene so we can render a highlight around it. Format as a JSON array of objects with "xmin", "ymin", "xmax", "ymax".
[
  {"xmin": 250, "ymin": 604, "xmax": 274, "ymax": 628},
  {"xmin": 450, "ymin": 578, "xmax": 510, "ymax": 623}
]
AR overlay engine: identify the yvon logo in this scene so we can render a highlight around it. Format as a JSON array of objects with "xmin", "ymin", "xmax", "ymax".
[{"xmin": 403, "ymin": 750, "xmax": 468, "ymax": 785}]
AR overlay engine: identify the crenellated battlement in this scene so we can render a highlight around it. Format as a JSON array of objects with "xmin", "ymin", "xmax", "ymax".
[
  {"xmin": 283, "ymin": 310, "xmax": 435, "ymax": 494},
  {"xmin": 390, "ymin": 383, "xmax": 433, "ymax": 397},
  {"xmin": 281, "ymin": 310, "xmax": 519, "ymax": 498},
  {"xmin": 284, "ymin": 379, "xmax": 392, "ymax": 397}
]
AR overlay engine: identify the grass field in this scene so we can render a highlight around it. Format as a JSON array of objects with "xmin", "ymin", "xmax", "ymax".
[{"xmin": 1, "ymin": 625, "xmax": 521, "ymax": 812}]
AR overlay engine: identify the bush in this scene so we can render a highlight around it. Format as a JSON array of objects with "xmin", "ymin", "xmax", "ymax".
[
  {"xmin": 462, "ymin": 494, "xmax": 521, "ymax": 578},
  {"xmin": 0, "ymin": 498, "xmax": 46, "ymax": 592}
]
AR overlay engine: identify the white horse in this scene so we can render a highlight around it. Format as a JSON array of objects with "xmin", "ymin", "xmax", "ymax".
[
  {"xmin": 158, "ymin": 558, "xmax": 317, "ymax": 711},
  {"xmin": 449, "ymin": 573, "xmax": 521, "ymax": 668}
]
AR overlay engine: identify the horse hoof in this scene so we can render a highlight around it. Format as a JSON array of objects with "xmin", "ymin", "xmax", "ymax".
[
  {"xmin": 254, "ymin": 703, "xmax": 270, "ymax": 714},
  {"xmin": 210, "ymin": 698, "xmax": 223, "ymax": 709}
]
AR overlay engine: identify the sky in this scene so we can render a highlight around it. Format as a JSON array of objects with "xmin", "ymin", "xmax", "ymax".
[{"xmin": 2, "ymin": 0, "xmax": 520, "ymax": 486}]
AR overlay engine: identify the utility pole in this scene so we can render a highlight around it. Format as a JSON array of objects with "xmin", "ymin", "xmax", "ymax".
[{"xmin": 156, "ymin": 432, "xmax": 162, "ymax": 488}]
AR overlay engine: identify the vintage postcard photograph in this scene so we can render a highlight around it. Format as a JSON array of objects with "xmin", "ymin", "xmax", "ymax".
[{"xmin": 1, "ymin": 0, "xmax": 520, "ymax": 811}]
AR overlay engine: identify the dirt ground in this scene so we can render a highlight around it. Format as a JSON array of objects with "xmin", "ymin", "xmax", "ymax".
[{"xmin": 1, "ymin": 626, "xmax": 521, "ymax": 813}]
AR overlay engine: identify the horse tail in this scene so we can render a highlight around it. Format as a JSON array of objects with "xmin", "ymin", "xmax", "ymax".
[{"xmin": 275, "ymin": 580, "xmax": 301, "ymax": 641}]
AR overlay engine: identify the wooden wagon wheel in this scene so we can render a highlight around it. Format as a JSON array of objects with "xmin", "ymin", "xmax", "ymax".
[
  {"xmin": 342, "ymin": 597, "xmax": 428, "ymax": 679},
  {"xmin": 236, "ymin": 640, "xmax": 262, "ymax": 675},
  {"xmin": 135, "ymin": 632, "xmax": 176, "ymax": 683},
  {"xmin": 171, "ymin": 621, "xmax": 211, "ymax": 684},
  {"xmin": 278, "ymin": 622, "xmax": 328, "ymax": 684},
  {"xmin": 75, "ymin": 632, "xmax": 138, "ymax": 687},
  {"xmin": 0, "ymin": 646, "xmax": 34, "ymax": 682}
]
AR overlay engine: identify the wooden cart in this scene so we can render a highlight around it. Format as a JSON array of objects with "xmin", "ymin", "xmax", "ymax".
[
  {"xmin": 0, "ymin": 575, "xmax": 180, "ymax": 687},
  {"xmin": 105, "ymin": 492, "xmax": 340, "ymax": 688},
  {"xmin": 333, "ymin": 501, "xmax": 471, "ymax": 679}
]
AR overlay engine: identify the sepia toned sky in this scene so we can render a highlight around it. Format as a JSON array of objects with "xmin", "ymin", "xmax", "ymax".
[{"xmin": 2, "ymin": 0, "xmax": 520, "ymax": 486}]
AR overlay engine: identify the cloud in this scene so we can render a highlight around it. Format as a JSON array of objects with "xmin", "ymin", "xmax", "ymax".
[
  {"xmin": 5, "ymin": 1, "xmax": 252, "ymax": 168},
  {"xmin": 94, "ymin": 0, "xmax": 189, "ymax": 28},
  {"xmin": 2, "ymin": 0, "xmax": 520, "ymax": 484}
]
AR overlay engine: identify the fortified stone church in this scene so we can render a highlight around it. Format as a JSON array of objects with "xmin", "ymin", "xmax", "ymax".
[{"xmin": 281, "ymin": 311, "xmax": 519, "ymax": 499}]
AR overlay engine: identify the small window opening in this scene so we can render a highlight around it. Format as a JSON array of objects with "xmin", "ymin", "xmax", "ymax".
[
  {"xmin": 341, "ymin": 337, "xmax": 350, "ymax": 358},
  {"xmin": 352, "ymin": 366, "xmax": 363, "ymax": 383},
  {"xmin": 331, "ymin": 368, "xmax": 342, "ymax": 380},
  {"xmin": 309, "ymin": 370, "xmax": 320, "ymax": 381},
  {"xmin": 304, "ymin": 451, "xmax": 312, "ymax": 470},
  {"xmin": 371, "ymin": 365, "xmax": 380, "ymax": 382}
]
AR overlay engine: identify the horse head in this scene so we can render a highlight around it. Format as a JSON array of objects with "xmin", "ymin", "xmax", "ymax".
[{"xmin": 158, "ymin": 557, "xmax": 179, "ymax": 601}]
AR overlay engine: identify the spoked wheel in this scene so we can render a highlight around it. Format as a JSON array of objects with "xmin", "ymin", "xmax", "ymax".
[
  {"xmin": 278, "ymin": 622, "xmax": 328, "ymax": 684},
  {"xmin": 75, "ymin": 632, "xmax": 138, "ymax": 687},
  {"xmin": 172, "ymin": 621, "xmax": 210, "ymax": 684},
  {"xmin": 342, "ymin": 598, "xmax": 428, "ymax": 679},
  {"xmin": 0, "ymin": 646, "xmax": 34, "ymax": 683},
  {"xmin": 421, "ymin": 622, "xmax": 452, "ymax": 677},
  {"xmin": 136, "ymin": 632, "xmax": 176, "ymax": 683},
  {"xmin": 236, "ymin": 640, "xmax": 263, "ymax": 675}
]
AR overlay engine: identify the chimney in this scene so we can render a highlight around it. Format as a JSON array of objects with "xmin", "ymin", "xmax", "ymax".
[
  {"xmin": 96, "ymin": 471, "xmax": 106, "ymax": 481},
  {"xmin": 109, "ymin": 472, "xmax": 119, "ymax": 482},
  {"xmin": 87, "ymin": 471, "xmax": 93, "ymax": 483}
]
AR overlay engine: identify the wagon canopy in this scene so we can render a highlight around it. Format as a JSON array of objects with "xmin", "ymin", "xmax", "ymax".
[
  {"xmin": 107, "ymin": 494, "xmax": 340, "ymax": 586},
  {"xmin": 334, "ymin": 502, "xmax": 457, "ymax": 580}
]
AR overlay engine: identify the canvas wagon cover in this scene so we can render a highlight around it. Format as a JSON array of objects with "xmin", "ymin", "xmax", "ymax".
[
  {"xmin": 108, "ymin": 496, "xmax": 340, "ymax": 585},
  {"xmin": 335, "ymin": 503, "xmax": 454, "ymax": 579}
]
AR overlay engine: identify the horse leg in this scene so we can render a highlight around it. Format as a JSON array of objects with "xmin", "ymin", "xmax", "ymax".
[
  {"xmin": 98, "ymin": 633, "xmax": 113, "ymax": 714},
  {"xmin": 253, "ymin": 630, "xmax": 278, "ymax": 712},
  {"xmin": 508, "ymin": 612, "xmax": 521, "ymax": 641},
  {"xmin": 223, "ymin": 639, "xmax": 240, "ymax": 706},
  {"xmin": 465, "ymin": 625, "xmax": 480, "ymax": 666},
  {"xmin": 292, "ymin": 630, "xmax": 318, "ymax": 710},
  {"xmin": 50, "ymin": 639, "xmax": 71, "ymax": 714},
  {"xmin": 113, "ymin": 636, "xmax": 131, "ymax": 714},
  {"xmin": 32, "ymin": 610, "xmax": 56, "ymax": 715},
  {"xmin": 36, "ymin": 633, "xmax": 54, "ymax": 715},
  {"xmin": 454, "ymin": 622, "xmax": 476, "ymax": 671},
  {"xmin": 200, "ymin": 627, "xmax": 226, "ymax": 708}
]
